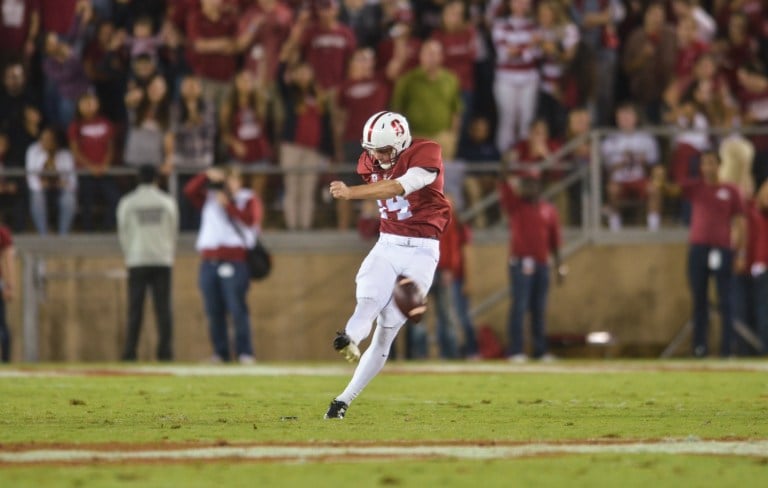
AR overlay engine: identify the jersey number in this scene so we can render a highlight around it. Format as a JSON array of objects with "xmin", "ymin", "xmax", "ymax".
[{"xmin": 377, "ymin": 196, "xmax": 412, "ymax": 221}]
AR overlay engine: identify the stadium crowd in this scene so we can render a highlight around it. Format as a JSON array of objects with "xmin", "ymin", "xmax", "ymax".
[
  {"xmin": 1, "ymin": 0, "xmax": 768, "ymax": 359},
  {"xmin": 0, "ymin": 0, "xmax": 766, "ymax": 233}
]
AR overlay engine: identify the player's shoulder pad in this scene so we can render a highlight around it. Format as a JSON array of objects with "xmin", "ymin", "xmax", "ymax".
[{"xmin": 403, "ymin": 139, "xmax": 442, "ymax": 171}]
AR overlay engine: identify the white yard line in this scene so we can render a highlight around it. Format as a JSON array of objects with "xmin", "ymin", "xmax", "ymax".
[
  {"xmin": 2, "ymin": 440, "xmax": 767, "ymax": 464},
  {"xmin": 1, "ymin": 361, "xmax": 768, "ymax": 378}
]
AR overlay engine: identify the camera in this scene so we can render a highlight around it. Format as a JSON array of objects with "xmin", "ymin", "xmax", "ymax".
[{"xmin": 206, "ymin": 179, "xmax": 225, "ymax": 191}]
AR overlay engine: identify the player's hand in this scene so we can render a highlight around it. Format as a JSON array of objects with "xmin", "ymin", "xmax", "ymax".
[{"xmin": 329, "ymin": 181, "xmax": 350, "ymax": 200}]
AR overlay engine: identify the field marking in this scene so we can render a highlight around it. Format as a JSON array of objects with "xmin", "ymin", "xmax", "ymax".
[
  {"xmin": 1, "ymin": 361, "xmax": 768, "ymax": 378},
  {"xmin": 1, "ymin": 440, "xmax": 767, "ymax": 465}
]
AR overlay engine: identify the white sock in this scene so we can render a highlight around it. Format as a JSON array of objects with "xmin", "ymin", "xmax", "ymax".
[
  {"xmin": 336, "ymin": 324, "xmax": 400, "ymax": 405},
  {"xmin": 345, "ymin": 297, "xmax": 380, "ymax": 345},
  {"xmin": 647, "ymin": 212, "xmax": 660, "ymax": 231},
  {"xmin": 609, "ymin": 213, "xmax": 621, "ymax": 231}
]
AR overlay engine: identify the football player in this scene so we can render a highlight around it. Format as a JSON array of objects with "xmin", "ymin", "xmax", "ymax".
[{"xmin": 325, "ymin": 111, "xmax": 452, "ymax": 419}]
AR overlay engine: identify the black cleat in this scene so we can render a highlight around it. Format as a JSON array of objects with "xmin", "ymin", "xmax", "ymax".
[
  {"xmin": 333, "ymin": 331, "xmax": 360, "ymax": 363},
  {"xmin": 324, "ymin": 399, "xmax": 349, "ymax": 419}
]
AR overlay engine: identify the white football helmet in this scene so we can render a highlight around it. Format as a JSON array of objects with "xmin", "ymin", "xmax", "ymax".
[{"xmin": 361, "ymin": 111, "xmax": 412, "ymax": 169}]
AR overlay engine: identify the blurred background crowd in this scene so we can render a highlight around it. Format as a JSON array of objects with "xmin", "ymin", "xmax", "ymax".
[{"xmin": 0, "ymin": 0, "xmax": 766, "ymax": 235}]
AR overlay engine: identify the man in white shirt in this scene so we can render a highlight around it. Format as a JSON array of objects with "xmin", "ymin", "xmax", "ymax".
[
  {"xmin": 601, "ymin": 103, "xmax": 662, "ymax": 231},
  {"xmin": 117, "ymin": 164, "xmax": 179, "ymax": 361}
]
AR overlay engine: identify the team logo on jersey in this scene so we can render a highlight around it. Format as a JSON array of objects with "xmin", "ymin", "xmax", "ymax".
[
  {"xmin": 391, "ymin": 119, "xmax": 405, "ymax": 137},
  {"xmin": 371, "ymin": 174, "xmax": 378, "ymax": 182}
]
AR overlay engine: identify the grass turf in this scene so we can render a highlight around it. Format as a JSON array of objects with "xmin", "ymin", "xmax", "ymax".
[{"xmin": 1, "ymin": 361, "xmax": 767, "ymax": 486}]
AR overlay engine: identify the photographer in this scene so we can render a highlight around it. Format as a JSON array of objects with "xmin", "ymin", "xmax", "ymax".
[{"xmin": 183, "ymin": 166, "xmax": 263, "ymax": 364}]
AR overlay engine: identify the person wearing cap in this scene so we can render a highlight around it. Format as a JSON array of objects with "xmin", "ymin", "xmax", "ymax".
[
  {"xmin": 498, "ymin": 162, "xmax": 565, "ymax": 362},
  {"xmin": 117, "ymin": 164, "xmax": 179, "ymax": 361}
]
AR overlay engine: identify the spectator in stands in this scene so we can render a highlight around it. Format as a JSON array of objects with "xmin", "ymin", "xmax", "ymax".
[
  {"xmin": 534, "ymin": 0, "xmax": 580, "ymax": 140},
  {"xmin": 117, "ymin": 164, "xmax": 178, "ymax": 362},
  {"xmin": 186, "ymin": 0, "xmax": 238, "ymax": 107},
  {"xmin": 172, "ymin": 75, "xmax": 217, "ymax": 230},
  {"xmin": 736, "ymin": 62, "xmax": 768, "ymax": 189},
  {"xmin": 67, "ymin": 91, "xmax": 119, "ymax": 231},
  {"xmin": 83, "ymin": 19, "xmax": 130, "ymax": 124},
  {"xmin": 498, "ymin": 169, "xmax": 565, "ymax": 362},
  {"xmin": 0, "ymin": 62, "xmax": 40, "ymax": 232},
  {"xmin": 41, "ymin": 2, "xmax": 93, "ymax": 130},
  {"xmin": 220, "ymin": 70, "xmax": 272, "ymax": 201},
  {"xmin": 120, "ymin": 15, "xmax": 166, "ymax": 64},
  {"xmin": 600, "ymin": 103, "xmax": 662, "ymax": 231},
  {"xmin": 127, "ymin": 53, "xmax": 160, "ymax": 91},
  {"xmin": 507, "ymin": 118, "xmax": 563, "ymax": 193},
  {"xmin": 0, "ymin": 0, "xmax": 40, "ymax": 66},
  {"xmin": 430, "ymin": 0, "xmax": 478, "ymax": 147},
  {"xmin": 339, "ymin": 0, "xmax": 384, "ymax": 48},
  {"xmin": 670, "ymin": 0, "xmax": 716, "ymax": 42},
  {"xmin": 289, "ymin": 0, "xmax": 357, "ymax": 96},
  {"xmin": 277, "ymin": 60, "xmax": 329, "ymax": 231},
  {"xmin": 458, "ymin": 115, "xmax": 501, "ymax": 228},
  {"xmin": 236, "ymin": 0, "xmax": 293, "ymax": 149},
  {"xmin": 184, "ymin": 166, "xmax": 263, "ymax": 364},
  {"xmin": 0, "ymin": 218, "xmax": 14, "ymax": 362},
  {"xmin": 564, "ymin": 107, "xmax": 592, "ymax": 225},
  {"xmin": 334, "ymin": 47, "xmax": 390, "ymax": 230},
  {"xmin": 123, "ymin": 74, "xmax": 174, "ymax": 174},
  {"xmin": 679, "ymin": 149, "xmax": 746, "ymax": 358},
  {"xmin": 743, "ymin": 178, "xmax": 768, "ymax": 355},
  {"xmin": 568, "ymin": 0, "xmax": 623, "ymax": 127},
  {"xmin": 391, "ymin": 39, "xmax": 462, "ymax": 160},
  {"xmin": 376, "ymin": 2, "xmax": 421, "ymax": 83},
  {"xmin": 716, "ymin": 12, "xmax": 760, "ymax": 95},
  {"xmin": 622, "ymin": 2, "xmax": 677, "ymax": 124},
  {"xmin": 26, "ymin": 127, "xmax": 77, "ymax": 235},
  {"xmin": 671, "ymin": 16, "xmax": 710, "ymax": 93},
  {"xmin": 666, "ymin": 86, "xmax": 712, "ymax": 197},
  {"xmin": 491, "ymin": 0, "xmax": 540, "ymax": 153}
]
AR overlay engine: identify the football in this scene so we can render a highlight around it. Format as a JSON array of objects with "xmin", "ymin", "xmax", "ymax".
[{"xmin": 393, "ymin": 275, "xmax": 427, "ymax": 322}]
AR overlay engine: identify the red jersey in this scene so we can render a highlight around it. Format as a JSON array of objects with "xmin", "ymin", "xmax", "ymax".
[
  {"xmin": 438, "ymin": 213, "xmax": 471, "ymax": 278},
  {"xmin": 675, "ymin": 40, "xmax": 709, "ymax": 80},
  {"xmin": 498, "ymin": 180, "xmax": 562, "ymax": 264},
  {"xmin": 229, "ymin": 107, "xmax": 271, "ymax": 162},
  {"xmin": 300, "ymin": 23, "xmax": 357, "ymax": 90},
  {"xmin": 746, "ymin": 200, "xmax": 768, "ymax": 268},
  {"xmin": 238, "ymin": 3, "xmax": 293, "ymax": 85},
  {"xmin": 356, "ymin": 139, "xmax": 451, "ymax": 239},
  {"xmin": 682, "ymin": 181, "xmax": 744, "ymax": 248},
  {"xmin": 0, "ymin": 0, "xmax": 39, "ymax": 51},
  {"xmin": 0, "ymin": 224, "xmax": 11, "ymax": 279},
  {"xmin": 430, "ymin": 27, "xmax": 477, "ymax": 91},
  {"xmin": 39, "ymin": 0, "xmax": 75, "ymax": 35},
  {"xmin": 336, "ymin": 77, "xmax": 391, "ymax": 142},
  {"xmin": 186, "ymin": 10, "xmax": 238, "ymax": 82},
  {"xmin": 67, "ymin": 116, "xmax": 114, "ymax": 167}
]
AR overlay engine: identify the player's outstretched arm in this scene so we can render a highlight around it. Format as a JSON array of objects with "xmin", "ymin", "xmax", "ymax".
[{"xmin": 329, "ymin": 180, "xmax": 405, "ymax": 201}]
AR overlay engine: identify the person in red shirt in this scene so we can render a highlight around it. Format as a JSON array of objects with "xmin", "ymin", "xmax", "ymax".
[
  {"xmin": 507, "ymin": 118, "xmax": 562, "ymax": 181},
  {"xmin": 737, "ymin": 62, "xmax": 768, "ymax": 189},
  {"xmin": 220, "ymin": 70, "xmax": 273, "ymax": 197},
  {"xmin": 498, "ymin": 168, "xmax": 565, "ymax": 362},
  {"xmin": 334, "ymin": 47, "xmax": 390, "ymax": 229},
  {"xmin": 0, "ymin": 221, "xmax": 14, "ymax": 362},
  {"xmin": 430, "ymin": 0, "xmax": 477, "ymax": 144},
  {"xmin": 67, "ymin": 92, "xmax": 119, "ymax": 231},
  {"xmin": 324, "ymin": 111, "xmax": 451, "ymax": 419},
  {"xmin": 185, "ymin": 0, "xmax": 238, "ymax": 107},
  {"xmin": 679, "ymin": 150, "xmax": 747, "ymax": 357},
  {"xmin": 0, "ymin": 0, "xmax": 40, "ymax": 65},
  {"xmin": 432, "ymin": 196, "xmax": 479, "ymax": 359}
]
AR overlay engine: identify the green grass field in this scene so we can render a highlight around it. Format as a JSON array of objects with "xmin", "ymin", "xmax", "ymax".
[{"xmin": 1, "ymin": 361, "xmax": 767, "ymax": 487}]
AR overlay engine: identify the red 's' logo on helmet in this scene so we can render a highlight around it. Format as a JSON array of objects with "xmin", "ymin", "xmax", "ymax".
[{"xmin": 391, "ymin": 119, "xmax": 404, "ymax": 137}]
